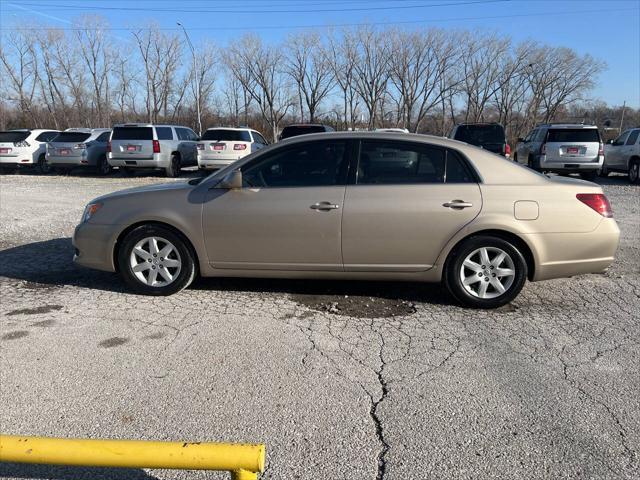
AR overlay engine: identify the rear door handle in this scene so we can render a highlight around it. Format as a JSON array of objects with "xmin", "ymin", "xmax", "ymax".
[
  {"xmin": 443, "ymin": 200, "xmax": 473, "ymax": 209},
  {"xmin": 310, "ymin": 201, "xmax": 340, "ymax": 211}
]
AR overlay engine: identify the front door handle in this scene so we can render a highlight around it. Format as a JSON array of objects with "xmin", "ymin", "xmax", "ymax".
[
  {"xmin": 443, "ymin": 200, "xmax": 473, "ymax": 209},
  {"xmin": 310, "ymin": 201, "xmax": 340, "ymax": 211}
]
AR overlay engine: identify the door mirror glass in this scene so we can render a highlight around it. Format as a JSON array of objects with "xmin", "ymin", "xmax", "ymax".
[{"xmin": 217, "ymin": 169, "xmax": 243, "ymax": 189}]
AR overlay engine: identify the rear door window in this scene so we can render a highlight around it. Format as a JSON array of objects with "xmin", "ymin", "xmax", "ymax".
[
  {"xmin": 251, "ymin": 132, "xmax": 268, "ymax": 144},
  {"xmin": 50, "ymin": 132, "xmax": 91, "ymax": 143},
  {"xmin": 357, "ymin": 141, "xmax": 446, "ymax": 185},
  {"xmin": 156, "ymin": 127, "xmax": 174, "ymax": 140},
  {"xmin": 96, "ymin": 132, "xmax": 111, "ymax": 142},
  {"xmin": 0, "ymin": 131, "xmax": 31, "ymax": 143},
  {"xmin": 112, "ymin": 127, "xmax": 153, "ymax": 140},
  {"xmin": 445, "ymin": 150, "xmax": 476, "ymax": 183},
  {"xmin": 625, "ymin": 130, "xmax": 640, "ymax": 145},
  {"xmin": 547, "ymin": 129, "xmax": 600, "ymax": 143}
]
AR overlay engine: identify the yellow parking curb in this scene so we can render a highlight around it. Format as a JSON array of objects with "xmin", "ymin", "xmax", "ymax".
[{"xmin": 0, "ymin": 434, "xmax": 265, "ymax": 479}]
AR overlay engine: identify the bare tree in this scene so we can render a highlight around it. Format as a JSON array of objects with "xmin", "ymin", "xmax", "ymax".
[
  {"xmin": 326, "ymin": 29, "xmax": 361, "ymax": 129},
  {"xmin": 352, "ymin": 26, "xmax": 390, "ymax": 129},
  {"xmin": 0, "ymin": 30, "xmax": 38, "ymax": 126},
  {"xmin": 284, "ymin": 31, "xmax": 335, "ymax": 123}
]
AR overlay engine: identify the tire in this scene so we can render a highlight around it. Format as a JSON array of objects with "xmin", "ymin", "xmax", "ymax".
[
  {"xmin": 444, "ymin": 235, "xmax": 528, "ymax": 309},
  {"xmin": 36, "ymin": 154, "xmax": 52, "ymax": 174},
  {"xmin": 165, "ymin": 154, "xmax": 181, "ymax": 177},
  {"xmin": 117, "ymin": 224, "xmax": 197, "ymax": 296},
  {"xmin": 629, "ymin": 159, "xmax": 640, "ymax": 185},
  {"xmin": 96, "ymin": 155, "xmax": 112, "ymax": 176},
  {"xmin": 598, "ymin": 164, "xmax": 610, "ymax": 177},
  {"xmin": 580, "ymin": 171, "xmax": 597, "ymax": 181},
  {"xmin": 527, "ymin": 156, "xmax": 539, "ymax": 172}
]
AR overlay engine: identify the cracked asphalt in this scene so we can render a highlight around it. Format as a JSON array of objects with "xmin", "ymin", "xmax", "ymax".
[{"xmin": 0, "ymin": 171, "xmax": 639, "ymax": 479}]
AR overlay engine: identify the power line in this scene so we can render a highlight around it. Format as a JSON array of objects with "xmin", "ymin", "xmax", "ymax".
[
  {"xmin": 10, "ymin": 0, "xmax": 509, "ymax": 14},
  {"xmin": 1, "ymin": 6, "xmax": 636, "ymax": 32}
]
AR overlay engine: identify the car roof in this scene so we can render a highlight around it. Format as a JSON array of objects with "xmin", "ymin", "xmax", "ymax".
[
  {"xmin": 538, "ymin": 123, "xmax": 598, "ymax": 129},
  {"xmin": 113, "ymin": 123, "xmax": 188, "ymax": 128},
  {"xmin": 205, "ymin": 127, "xmax": 252, "ymax": 131},
  {"xmin": 283, "ymin": 124, "xmax": 331, "ymax": 128},
  {"xmin": 64, "ymin": 128, "xmax": 111, "ymax": 133},
  {"xmin": 9, "ymin": 129, "xmax": 58, "ymax": 133}
]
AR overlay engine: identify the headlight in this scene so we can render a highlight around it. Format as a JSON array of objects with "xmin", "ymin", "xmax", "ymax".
[{"xmin": 81, "ymin": 202, "xmax": 102, "ymax": 223}]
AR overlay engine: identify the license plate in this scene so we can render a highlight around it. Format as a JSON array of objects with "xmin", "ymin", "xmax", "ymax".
[
  {"xmin": 0, "ymin": 148, "xmax": 10, "ymax": 154},
  {"xmin": 127, "ymin": 145, "xmax": 137, "ymax": 152},
  {"xmin": 59, "ymin": 148, "xmax": 71, "ymax": 155},
  {"xmin": 567, "ymin": 147, "xmax": 579, "ymax": 154},
  {"xmin": 213, "ymin": 144, "xmax": 225, "ymax": 151}
]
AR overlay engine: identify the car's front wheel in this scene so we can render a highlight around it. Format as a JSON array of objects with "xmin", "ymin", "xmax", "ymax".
[
  {"xmin": 165, "ymin": 154, "xmax": 181, "ymax": 177},
  {"xmin": 117, "ymin": 224, "xmax": 197, "ymax": 295},
  {"xmin": 629, "ymin": 159, "xmax": 640, "ymax": 184},
  {"xmin": 96, "ymin": 155, "xmax": 112, "ymax": 176},
  {"xmin": 445, "ymin": 236, "xmax": 528, "ymax": 308}
]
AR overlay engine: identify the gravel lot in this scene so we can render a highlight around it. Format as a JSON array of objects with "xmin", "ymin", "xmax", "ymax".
[{"xmin": 1, "ymin": 170, "xmax": 639, "ymax": 480}]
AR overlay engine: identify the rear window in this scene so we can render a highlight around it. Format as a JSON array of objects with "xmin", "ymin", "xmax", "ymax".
[
  {"xmin": 51, "ymin": 132, "xmax": 91, "ymax": 143},
  {"xmin": 280, "ymin": 125, "xmax": 326, "ymax": 139},
  {"xmin": 112, "ymin": 127, "xmax": 153, "ymax": 141},
  {"xmin": 202, "ymin": 129, "xmax": 251, "ymax": 142},
  {"xmin": 547, "ymin": 129, "xmax": 600, "ymax": 143},
  {"xmin": 453, "ymin": 125, "xmax": 505, "ymax": 145},
  {"xmin": 0, "ymin": 131, "xmax": 30, "ymax": 143}
]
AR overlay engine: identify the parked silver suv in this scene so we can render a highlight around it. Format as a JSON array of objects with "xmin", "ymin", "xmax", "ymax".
[
  {"xmin": 46, "ymin": 128, "xmax": 112, "ymax": 175},
  {"xmin": 602, "ymin": 127, "xmax": 640, "ymax": 184},
  {"xmin": 107, "ymin": 124, "xmax": 198, "ymax": 177},
  {"xmin": 514, "ymin": 123, "xmax": 603, "ymax": 180}
]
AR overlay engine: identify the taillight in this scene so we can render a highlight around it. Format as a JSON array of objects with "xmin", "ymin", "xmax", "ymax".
[
  {"xmin": 234, "ymin": 144, "xmax": 247, "ymax": 150},
  {"xmin": 196, "ymin": 143, "xmax": 204, "ymax": 150},
  {"xmin": 106, "ymin": 141, "xmax": 111, "ymax": 153},
  {"xmin": 504, "ymin": 144, "xmax": 511, "ymax": 156},
  {"xmin": 598, "ymin": 142, "xmax": 604, "ymax": 156},
  {"xmin": 153, "ymin": 140, "xmax": 161, "ymax": 153},
  {"xmin": 576, "ymin": 193, "xmax": 613, "ymax": 217},
  {"xmin": 541, "ymin": 143, "xmax": 546, "ymax": 155}
]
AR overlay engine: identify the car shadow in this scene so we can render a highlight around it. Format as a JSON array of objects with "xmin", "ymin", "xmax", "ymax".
[
  {"xmin": 0, "ymin": 238, "xmax": 452, "ymax": 306},
  {"xmin": 0, "ymin": 463, "xmax": 159, "ymax": 480},
  {"xmin": 592, "ymin": 174, "xmax": 633, "ymax": 186}
]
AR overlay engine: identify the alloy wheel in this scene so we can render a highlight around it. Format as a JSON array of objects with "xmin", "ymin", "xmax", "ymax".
[
  {"xmin": 630, "ymin": 162, "xmax": 639, "ymax": 183},
  {"xmin": 129, "ymin": 236, "xmax": 182, "ymax": 287},
  {"xmin": 459, "ymin": 247, "xmax": 516, "ymax": 299}
]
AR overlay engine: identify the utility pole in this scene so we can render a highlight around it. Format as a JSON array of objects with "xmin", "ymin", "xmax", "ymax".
[
  {"xmin": 177, "ymin": 22, "xmax": 202, "ymax": 137},
  {"xmin": 619, "ymin": 101, "xmax": 626, "ymax": 133}
]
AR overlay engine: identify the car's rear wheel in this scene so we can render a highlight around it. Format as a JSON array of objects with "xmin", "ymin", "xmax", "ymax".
[
  {"xmin": 37, "ymin": 154, "xmax": 51, "ymax": 174},
  {"xmin": 96, "ymin": 155, "xmax": 112, "ymax": 176},
  {"xmin": 165, "ymin": 154, "xmax": 181, "ymax": 177},
  {"xmin": 629, "ymin": 159, "xmax": 640, "ymax": 184},
  {"xmin": 445, "ymin": 236, "xmax": 527, "ymax": 308},
  {"xmin": 117, "ymin": 224, "xmax": 196, "ymax": 296},
  {"xmin": 580, "ymin": 171, "xmax": 597, "ymax": 181}
]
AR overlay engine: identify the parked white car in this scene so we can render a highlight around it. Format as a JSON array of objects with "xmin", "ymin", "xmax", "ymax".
[
  {"xmin": 0, "ymin": 129, "xmax": 60, "ymax": 173},
  {"xmin": 197, "ymin": 127, "xmax": 268, "ymax": 170},
  {"xmin": 602, "ymin": 128, "xmax": 640, "ymax": 184}
]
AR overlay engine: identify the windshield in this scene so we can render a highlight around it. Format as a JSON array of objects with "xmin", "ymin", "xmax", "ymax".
[
  {"xmin": 453, "ymin": 125, "xmax": 505, "ymax": 145},
  {"xmin": 201, "ymin": 129, "xmax": 251, "ymax": 142},
  {"xmin": 0, "ymin": 131, "xmax": 30, "ymax": 143},
  {"xmin": 112, "ymin": 127, "xmax": 153, "ymax": 140},
  {"xmin": 51, "ymin": 132, "xmax": 91, "ymax": 143},
  {"xmin": 547, "ymin": 129, "xmax": 600, "ymax": 143},
  {"xmin": 280, "ymin": 125, "xmax": 326, "ymax": 139}
]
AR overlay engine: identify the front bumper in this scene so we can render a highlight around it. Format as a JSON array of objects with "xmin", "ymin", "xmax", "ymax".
[
  {"xmin": 73, "ymin": 222, "xmax": 118, "ymax": 272},
  {"xmin": 530, "ymin": 217, "xmax": 620, "ymax": 281}
]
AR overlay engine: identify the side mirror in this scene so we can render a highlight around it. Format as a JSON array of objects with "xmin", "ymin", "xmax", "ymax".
[
  {"xmin": 517, "ymin": 137, "xmax": 525, "ymax": 143},
  {"xmin": 217, "ymin": 169, "xmax": 243, "ymax": 189}
]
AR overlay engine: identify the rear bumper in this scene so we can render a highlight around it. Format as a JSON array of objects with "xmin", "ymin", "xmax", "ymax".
[
  {"xmin": 73, "ymin": 222, "xmax": 118, "ymax": 272},
  {"xmin": 108, "ymin": 153, "xmax": 169, "ymax": 169},
  {"xmin": 0, "ymin": 154, "xmax": 35, "ymax": 165},
  {"xmin": 538, "ymin": 154, "xmax": 603, "ymax": 172},
  {"xmin": 47, "ymin": 155, "xmax": 93, "ymax": 167},
  {"xmin": 197, "ymin": 155, "xmax": 241, "ymax": 169},
  {"xmin": 529, "ymin": 218, "xmax": 620, "ymax": 281}
]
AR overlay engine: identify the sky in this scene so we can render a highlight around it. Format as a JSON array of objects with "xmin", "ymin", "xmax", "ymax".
[{"xmin": 1, "ymin": 0, "xmax": 639, "ymax": 108}]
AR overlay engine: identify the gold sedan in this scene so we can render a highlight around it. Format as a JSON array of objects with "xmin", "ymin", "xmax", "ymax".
[{"xmin": 73, "ymin": 132, "xmax": 619, "ymax": 308}]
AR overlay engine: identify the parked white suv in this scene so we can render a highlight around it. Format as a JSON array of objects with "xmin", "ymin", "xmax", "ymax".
[
  {"xmin": 197, "ymin": 127, "xmax": 268, "ymax": 170},
  {"xmin": 602, "ymin": 128, "xmax": 640, "ymax": 184},
  {"xmin": 107, "ymin": 124, "xmax": 198, "ymax": 177},
  {"xmin": 0, "ymin": 129, "xmax": 60, "ymax": 173}
]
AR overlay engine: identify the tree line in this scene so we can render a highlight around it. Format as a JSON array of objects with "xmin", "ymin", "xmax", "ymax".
[{"xmin": 1, "ymin": 16, "xmax": 636, "ymax": 143}]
